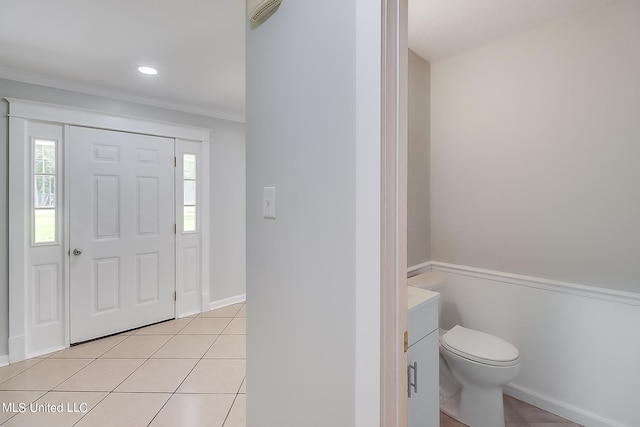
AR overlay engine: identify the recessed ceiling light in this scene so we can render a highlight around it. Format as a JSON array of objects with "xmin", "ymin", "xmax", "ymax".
[{"xmin": 138, "ymin": 66, "xmax": 158, "ymax": 75}]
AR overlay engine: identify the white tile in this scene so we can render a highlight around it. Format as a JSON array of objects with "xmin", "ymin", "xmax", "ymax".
[
  {"xmin": 134, "ymin": 318, "xmax": 193, "ymax": 335},
  {"xmin": 3, "ymin": 391, "xmax": 107, "ymax": 427},
  {"xmin": 74, "ymin": 392, "xmax": 170, "ymax": 427},
  {"xmin": 177, "ymin": 359, "xmax": 245, "ymax": 394},
  {"xmin": 179, "ymin": 318, "xmax": 232, "ymax": 335},
  {"xmin": 0, "ymin": 359, "xmax": 92, "ymax": 391},
  {"xmin": 100, "ymin": 335, "xmax": 172, "ymax": 358},
  {"xmin": 0, "ymin": 359, "xmax": 44, "ymax": 384},
  {"xmin": 200, "ymin": 304, "xmax": 243, "ymax": 318},
  {"xmin": 224, "ymin": 394, "xmax": 246, "ymax": 427},
  {"xmin": 222, "ymin": 318, "xmax": 246, "ymax": 335},
  {"xmin": 152, "ymin": 334, "xmax": 217, "ymax": 359},
  {"xmin": 204, "ymin": 335, "xmax": 246, "ymax": 359},
  {"xmin": 236, "ymin": 305, "xmax": 246, "ymax": 318},
  {"xmin": 55, "ymin": 359, "xmax": 145, "ymax": 391},
  {"xmin": 150, "ymin": 394, "xmax": 235, "ymax": 427},
  {"xmin": 49, "ymin": 335, "xmax": 126, "ymax": 359},
  {"xmin": 115, "ymin": 358, "xmax": 197, "ymax": 392},
  {"xmin": 0, "ymin": 391, "xmax": 47, "ymax": 424}
]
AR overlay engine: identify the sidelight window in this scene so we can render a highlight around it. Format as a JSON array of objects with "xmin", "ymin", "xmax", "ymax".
[
  {"xmin": 33, "ymin": 139, "xmax": 57, "ymax": 244},
  {"xmin": 183, "ymin": 154, "xmax": 197, "ymax": 232}
]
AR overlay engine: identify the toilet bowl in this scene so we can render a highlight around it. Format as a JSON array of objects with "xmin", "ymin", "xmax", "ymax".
[
  {"xmin": 439, "ymin": 325, "xmax": 520, "ymax": 427},
  {"xmin": 408, "ymin": 272, "xmax": 521, "ymax": 427}
]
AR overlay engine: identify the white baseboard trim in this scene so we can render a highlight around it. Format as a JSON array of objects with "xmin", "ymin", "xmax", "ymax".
[
  {"xmin": 201, "ymin": 292, "xmax": 211, "ymax": 313},
  {"xmin": 8, "ymin": 335, "xmax": 25, "ymax": 363},
  {"xmin": 504, "ymin": 384, "xmax": 626, "ymax": 427},
  {"xmin": 179, "ymin": 309, "xmax": 201, "ymax": 319},
  {"xmin": 430, "ymin": 261, "xmax": 640, "ymax": 306},
  {"xmin": 209, "ymin": 294, "xmax": 246, "ymax": 312},
  {"xmin": 27, "ymin": 346, "xmax": 65, "ymax": 360},
  {"xmin": 0, "ymin": 354, "xmax": 9, "ymax": 367}
]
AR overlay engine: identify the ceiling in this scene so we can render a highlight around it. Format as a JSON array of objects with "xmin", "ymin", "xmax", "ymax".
[
  {"xmin": 0, "ymin": 0, "xmax": 616, "ymax": 122},
  {"xmin": 0, "ymin": 0, "xmax": 246, "ymax": 121},
  {"xmin": 408, "ymin": 0, "xmax": 616, "ymax": 61}
]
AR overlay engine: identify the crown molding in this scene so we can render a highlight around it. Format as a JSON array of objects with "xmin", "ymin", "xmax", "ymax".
[{"xmin": 0, "ymin": 66, "xmax": 246, "ymax": 123}]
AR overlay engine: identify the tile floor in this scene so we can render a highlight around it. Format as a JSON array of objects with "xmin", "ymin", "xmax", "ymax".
[
  {"xmin": 0, "ymin": 302, "xmax": 582, "ymax": 427},
  {"xmin": 0, "ymin": 303, "xmax": 246, "ymax": 427}
]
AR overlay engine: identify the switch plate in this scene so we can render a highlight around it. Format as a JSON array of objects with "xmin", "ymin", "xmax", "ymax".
[{"xmin": 263, "ymin": 187, "xmax": 276, "ymax": 219}]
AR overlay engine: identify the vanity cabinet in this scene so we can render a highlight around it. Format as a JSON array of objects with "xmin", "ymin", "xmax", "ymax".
[{"xmin": 407, "ymin": 286, "xmax": 440, "ymax": 427}]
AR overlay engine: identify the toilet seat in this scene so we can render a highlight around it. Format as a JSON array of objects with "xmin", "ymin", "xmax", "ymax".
[{"xmin": 440, "ymin": 325, "xmax": 519, "ymax": 367}]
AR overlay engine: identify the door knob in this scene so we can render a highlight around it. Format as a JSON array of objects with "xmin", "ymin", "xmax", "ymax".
[{"xmin": 73, "ymin": 248, "xmax": 83, "ymax": 256}]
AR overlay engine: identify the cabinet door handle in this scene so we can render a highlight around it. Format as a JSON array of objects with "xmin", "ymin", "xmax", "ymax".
[{"xmin": 407, "ymin": 361, "xmax": 418, "ymax": 397}]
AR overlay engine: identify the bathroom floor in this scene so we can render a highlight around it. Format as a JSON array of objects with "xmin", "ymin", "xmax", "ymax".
[
  {"xmin": 0, "ymin": 302, "xmax": 582, "ymax": 427},
  {"xmin": 440, "ymin": 395, "xmax": 584, "ymax": 427}
]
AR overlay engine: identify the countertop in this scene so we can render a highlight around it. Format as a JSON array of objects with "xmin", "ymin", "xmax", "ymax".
[{"xmin": 408, "ymin": 285, "xmax": 439, "ymax": 311}]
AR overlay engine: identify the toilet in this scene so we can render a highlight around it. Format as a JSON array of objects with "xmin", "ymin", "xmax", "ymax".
[{"xmin": 408, "ymin": 272, "xmax": 520, "ymax": 427}]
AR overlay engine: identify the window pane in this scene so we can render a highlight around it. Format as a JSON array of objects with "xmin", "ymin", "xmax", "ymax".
[
  {"xmin": 34, "ymin": 209, "xmax": 56, "ymax": 243},
  {"xmin": 43, "ymin": 144, "xmax": 55, "ymax": 174},
  {"xmin": 35, "ymin": 176, "xmax": 56, "ymax": 208},
  {"xmin": 34, "ymin": 140, "xmax": 56, "ymax": 174},
  {"xmin": 184, "ymin": 206, "xmax": 196, "ymax": 232},
  {"xmin": 34, "ymin": 145, "xmax": 43, "ymax": 174},
  {"xmin": 33, "ymin": 139, "xmax": 57, "ymax": 244},
  {"xmin": 183, "ymin": 154, "xmax": 196, "ymax": 180},
  {"xmin": 184, "ymin": 181, "xmax": 196, "ymax": 205}
]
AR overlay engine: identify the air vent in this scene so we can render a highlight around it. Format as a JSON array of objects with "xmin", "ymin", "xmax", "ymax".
[{"xmin": 249, "ymin": 0, "xmax": 282, "ymax": 22}]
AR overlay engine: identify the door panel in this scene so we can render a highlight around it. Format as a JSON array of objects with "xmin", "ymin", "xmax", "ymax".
[{"xmin": 69, "ymin": 126, "xmax": 175, "ymax": 343}]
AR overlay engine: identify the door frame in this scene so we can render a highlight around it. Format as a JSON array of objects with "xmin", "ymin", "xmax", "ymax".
[
  {"xmin": 7, "ymin": 98, "xmax": 211, "ymax": 362},
  {"xmin": 380, "ymin": 0, "xmax": 408, "ymax": 425}
]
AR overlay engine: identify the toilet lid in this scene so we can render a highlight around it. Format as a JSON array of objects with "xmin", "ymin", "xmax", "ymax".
[{"xmin": 440, "ymin": 325, "xmax": 519, "ymax": 366}]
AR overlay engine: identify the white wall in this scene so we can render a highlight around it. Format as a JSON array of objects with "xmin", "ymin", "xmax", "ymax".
[
  {"xmin": 245, "ymin": 1, "xmax": 383, "ymax": 426},
  {"xmin": 210, "ymin": 121, "xmax": 246, "ymax": 303},
  {"xmin": 408, "ymin": 49, "xmax": 430, "ymax": 266},
  {"xmin": 430, "ymin": 0, "xmax": 640, "ymax": 293},
  {"xmin": 0, "ymin": 78, "xmax": 246, "ymax": 358}
]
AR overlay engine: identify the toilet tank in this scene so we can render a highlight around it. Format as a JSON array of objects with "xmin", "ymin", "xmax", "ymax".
[{"xmin": 407, "ymin": 271, "xmax": 446, "ymax": 291}]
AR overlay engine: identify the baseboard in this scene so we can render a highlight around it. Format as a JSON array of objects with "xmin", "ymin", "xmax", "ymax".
[
  {"xmin": 0, "ymin": 354, "xmax": 9, "ymax": 367},
  {"xmin": 27, "ymin": 345, "xmax": 65, "ymax": 360},
  {"xmin": 8, "ymin": 335, "xmax": 25, "ymax": 363},
  {"xmin": 430, "ymin": 261, "xmax": 640, "ymax": 306},
  {"xmin": 209, "ymin": 294, "xmax": 246, "ymax": 311},
  {"xmin": 201, "ymin": 291, "xmax": 211, "ymax": 313},
  {"xmin": 504, "ymin": 384, "xmax": 626, "ymax": 427},
  {"xmin": 178, "ymin": 309, "xmax": 201, "ymax": 318}
]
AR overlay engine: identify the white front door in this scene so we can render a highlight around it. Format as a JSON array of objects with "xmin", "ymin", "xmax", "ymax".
[{"xmin": 69, "ymin": 126, "xmax": 175, "ymax": 343}]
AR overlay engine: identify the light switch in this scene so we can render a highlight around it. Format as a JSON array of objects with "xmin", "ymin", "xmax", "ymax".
[{"xmin": 263, "ymin": 187, "xmax": 276, "ymax": 219}]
